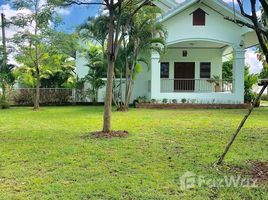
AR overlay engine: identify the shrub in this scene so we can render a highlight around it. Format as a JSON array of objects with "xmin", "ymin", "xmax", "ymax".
[
  {"xmin": 172, "ymin": 99, "xmax": 177, "ymax": 104},
  {"xmin": 12, "ymin": 89, "xmax": 71, "ymax": 105},
  {"xmin": 244, "ymin": 67, "xmax": 258, "ymax": 103},
  {"xmin": 0, "ymin": 99, "xmax": 10, "ymax": 109},
  {"xmin": 137, "ymin": 96, "xmax": 148, "ymax": 103},
  {"xmin": 261, "ymin": 94, "xmax": 268, "ymax": 101},
  {"xmin": 151, "ymin": 99, "xmax": 157, "ymax": 104},
  {"xmin": 244, "ymin": 92, "xmax": 256, "ymax": 103},
  {"xmin": 181, "ymin": 98, "xmax": 187, "ymax": 104},
  {"xmin": 13, "ymin": 89, "xmax": 34, "ymax": 105},
  {"xmin": 162, "ymin": 98, "xmax": 168, "ymax": 104}
]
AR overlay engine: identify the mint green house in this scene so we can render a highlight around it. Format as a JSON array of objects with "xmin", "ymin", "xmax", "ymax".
[{"xmin": 76, "ymin": 0, "xmax": 258, "ymax": 104}]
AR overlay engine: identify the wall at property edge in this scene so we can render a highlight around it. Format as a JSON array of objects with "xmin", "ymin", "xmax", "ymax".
[{"xmin": 162, "ymin": 3, "xmax": 249, "ymax": 47}]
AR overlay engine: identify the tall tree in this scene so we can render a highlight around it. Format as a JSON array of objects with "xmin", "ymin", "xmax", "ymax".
[
  {"xmin": 52, "ymin": 0, "xmax": 151, "ymax": 133},
  {"xmin": 15, "ymin": 44, "xmax": 76, "ymax": 88},
  {"xmin": 116, "ymin": 5, "xmax": 166, "ymax": 110},
  {"xmin": 12, "ymin": 0, "xmax": 57, "ymax": 110}
]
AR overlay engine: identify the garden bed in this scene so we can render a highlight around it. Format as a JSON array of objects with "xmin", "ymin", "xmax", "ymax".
[{"xmin": 136, "ymin": 103, "xmax": 250, "ymax": 109}]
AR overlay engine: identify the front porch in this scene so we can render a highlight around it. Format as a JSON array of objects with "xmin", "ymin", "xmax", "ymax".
[{"xmin": 150, "ymin": 40, "xmax": 245, "ymax": 104}]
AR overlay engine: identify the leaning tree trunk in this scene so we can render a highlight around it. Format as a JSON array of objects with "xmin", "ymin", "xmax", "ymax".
[{"xmin": 217, "ymin": 83, "xmax": 268, "ymax": 165}]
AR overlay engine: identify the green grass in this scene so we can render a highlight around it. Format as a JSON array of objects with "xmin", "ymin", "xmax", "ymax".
[{"xmin": 0, "ymin": 106, "xmax": 267, "ymax": 199}]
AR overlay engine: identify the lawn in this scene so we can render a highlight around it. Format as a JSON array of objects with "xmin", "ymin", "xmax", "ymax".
[{"xmin": 0, "ymin": 106, "xmax": 267, "ymax": 199}]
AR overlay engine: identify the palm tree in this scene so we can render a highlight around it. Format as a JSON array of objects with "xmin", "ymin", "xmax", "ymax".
[
  {"xmin": 116, "ymin": 6, "xmax": 167, "ymax": 110},
  {"xmin": 82, "ymin": 43, "xmax": 106, "ymax": 103},
  {"xmin": 0, "ymin": 58, "xmax": 15, "ymax": 109}
]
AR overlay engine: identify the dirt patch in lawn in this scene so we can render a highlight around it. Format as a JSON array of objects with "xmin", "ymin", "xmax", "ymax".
[
  {"xmin": 220, "ymin": 160, "xmax": 268, "ymax": 185},
  {"xmin": 82, "ymin": 130, "xmax": 129, "ymax": 139},
  {"xmin": 248, "ymin": 160, "xmax": 268, "ymax": 184}
]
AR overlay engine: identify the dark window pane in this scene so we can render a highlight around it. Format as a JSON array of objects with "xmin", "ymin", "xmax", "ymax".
[
  {"xmin": 161, "ymin": 62, "xmax": 169, "ymax": 78},
  {"xmin": 200, "ymin": 62, "xmax": 211, "ymax": 78},
  {"xmin": 193, "ymin": 8, "xmax": 206, "ymax": 26}
]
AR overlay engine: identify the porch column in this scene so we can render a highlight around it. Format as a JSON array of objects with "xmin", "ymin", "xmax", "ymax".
[
  {"xmin": 233, "ymin": 47, "xmax": 246, "ymax": 103},
  {"xmin": 151, "ymin": 52, "xmax": 160, "ymax": 99}
]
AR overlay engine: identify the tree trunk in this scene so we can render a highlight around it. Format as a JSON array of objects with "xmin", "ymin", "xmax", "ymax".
[
  {"xmin": 33, "ymin": 4, "xmax": 40, "ymax": 111},
  {"xmin": 102, "ymin": 5, "xmax": 119, "ymax": 132},
  {"xmin": 124, "ymin": 80, "xmax": 133, "ymax": 110},
  {"xmin": 34, "ymin": 65, "xmax": 40, "ymax": 110},
  {"xmin": 1, "ymin": 13, "xmax": 7, "ymax": 104},
  {"xmin": 1, "ymin": 83, "xmax": 6, "ymax": 102},
  {"xmin": 102, "ymin": 59, "xmax": 114, "ymax": 132}
]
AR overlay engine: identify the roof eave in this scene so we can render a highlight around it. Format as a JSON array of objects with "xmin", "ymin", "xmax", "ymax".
[
  {"xmin": 159, "ymin": 0, "xmax": 199, "ymax": 22},
  {"xmin": 158, "ymin": 0, "xmax": 254, "ymax": 26}
]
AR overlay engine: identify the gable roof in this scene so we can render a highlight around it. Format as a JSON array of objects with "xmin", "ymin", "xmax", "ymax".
[
  {"xmin": 158, "ymin": 0, "xmax": 252, "ymax": 24},
  {"xmin": 153, "ymin": 0, "xmax": 177, "ymax": 11}
]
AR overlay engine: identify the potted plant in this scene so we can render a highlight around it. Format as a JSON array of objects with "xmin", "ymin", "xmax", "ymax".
[
  {"xmin": 207, "ymin": 75, "xmax": 221, "ymax": 92},
  {"xmin": 181, "ymin": 98, "xmax": 187, "ymax": 104}
]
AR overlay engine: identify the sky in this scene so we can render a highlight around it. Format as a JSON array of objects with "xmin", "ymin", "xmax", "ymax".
[{"xmin": 0, "ymin": 0, "xmax": 263, "ymax": 73}]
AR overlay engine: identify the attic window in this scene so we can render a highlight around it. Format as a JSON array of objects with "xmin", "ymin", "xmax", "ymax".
[{"xmin": 192, "ymin": 8, "xmax": 206, "ymax": 26}]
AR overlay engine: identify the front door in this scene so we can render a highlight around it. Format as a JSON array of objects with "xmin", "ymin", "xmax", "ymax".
[{"xmin": 174, "ymin": 62, "xmax": 195, "ymax": 91}]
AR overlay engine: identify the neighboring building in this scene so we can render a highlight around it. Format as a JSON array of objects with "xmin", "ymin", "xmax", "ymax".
[{"xmin": 76, "ymin": 0, "xmax": 258, "ymax": 104}]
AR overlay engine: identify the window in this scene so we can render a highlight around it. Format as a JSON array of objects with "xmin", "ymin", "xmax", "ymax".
[
  {"xmin": 192, "ymin": 8, "xmax": 206, "ymax": 26},
  {"xmin": 160, "ymin": 62, "xmax": 169, "ymax": 78},
  {"xmin": 200, "ymin": 62, "xmax": 211, "ymax": 78}
]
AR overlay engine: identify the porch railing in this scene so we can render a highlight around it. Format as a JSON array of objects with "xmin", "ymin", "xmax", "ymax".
[{"xmin": 160, "ymin": 79, "xmax": 234, "ymax": 93}]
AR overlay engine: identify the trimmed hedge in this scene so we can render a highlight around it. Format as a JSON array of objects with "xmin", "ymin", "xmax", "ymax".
[{"xmin": 12, "ymin": 89, "xmax": 71, "ymax": 105}]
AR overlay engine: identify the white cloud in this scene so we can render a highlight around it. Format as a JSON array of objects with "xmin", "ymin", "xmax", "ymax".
[
  {"xmin": 245, "ymin": 49, "xmax": 263, "ymax": 74},
  {"xmin": 0, "ymin": 4, "xmax": 33, "ymax": 65},
  {"xmin": 56, "ymin": 8, "xmax": 71, "ymax": 16},
  {"xmin": 0, "ymin": 4, "xmax": 32, "ymax": 39}
]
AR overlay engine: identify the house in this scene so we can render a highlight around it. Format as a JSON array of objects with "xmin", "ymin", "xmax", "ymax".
[{"xmin": 76, "ymin": 0, "xmax": 258, "ymax": 104}]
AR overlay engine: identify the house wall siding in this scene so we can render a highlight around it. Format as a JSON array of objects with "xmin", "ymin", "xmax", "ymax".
[{"xmin": 163, "ymin": 3, "xmax": 247, "ymax": 48}]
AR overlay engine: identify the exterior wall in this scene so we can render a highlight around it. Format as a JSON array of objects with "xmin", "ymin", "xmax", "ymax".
[
  {"xmin": 162, "ymin": 3, "xmax": 249, "ymax": 48},
  {"xmin": 76, "ymin": 49, "xmax": 150, "ymax": 103},
  {"xmin": 75, "ymin": 51, "xmax": 88, "ymax": 79}
]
